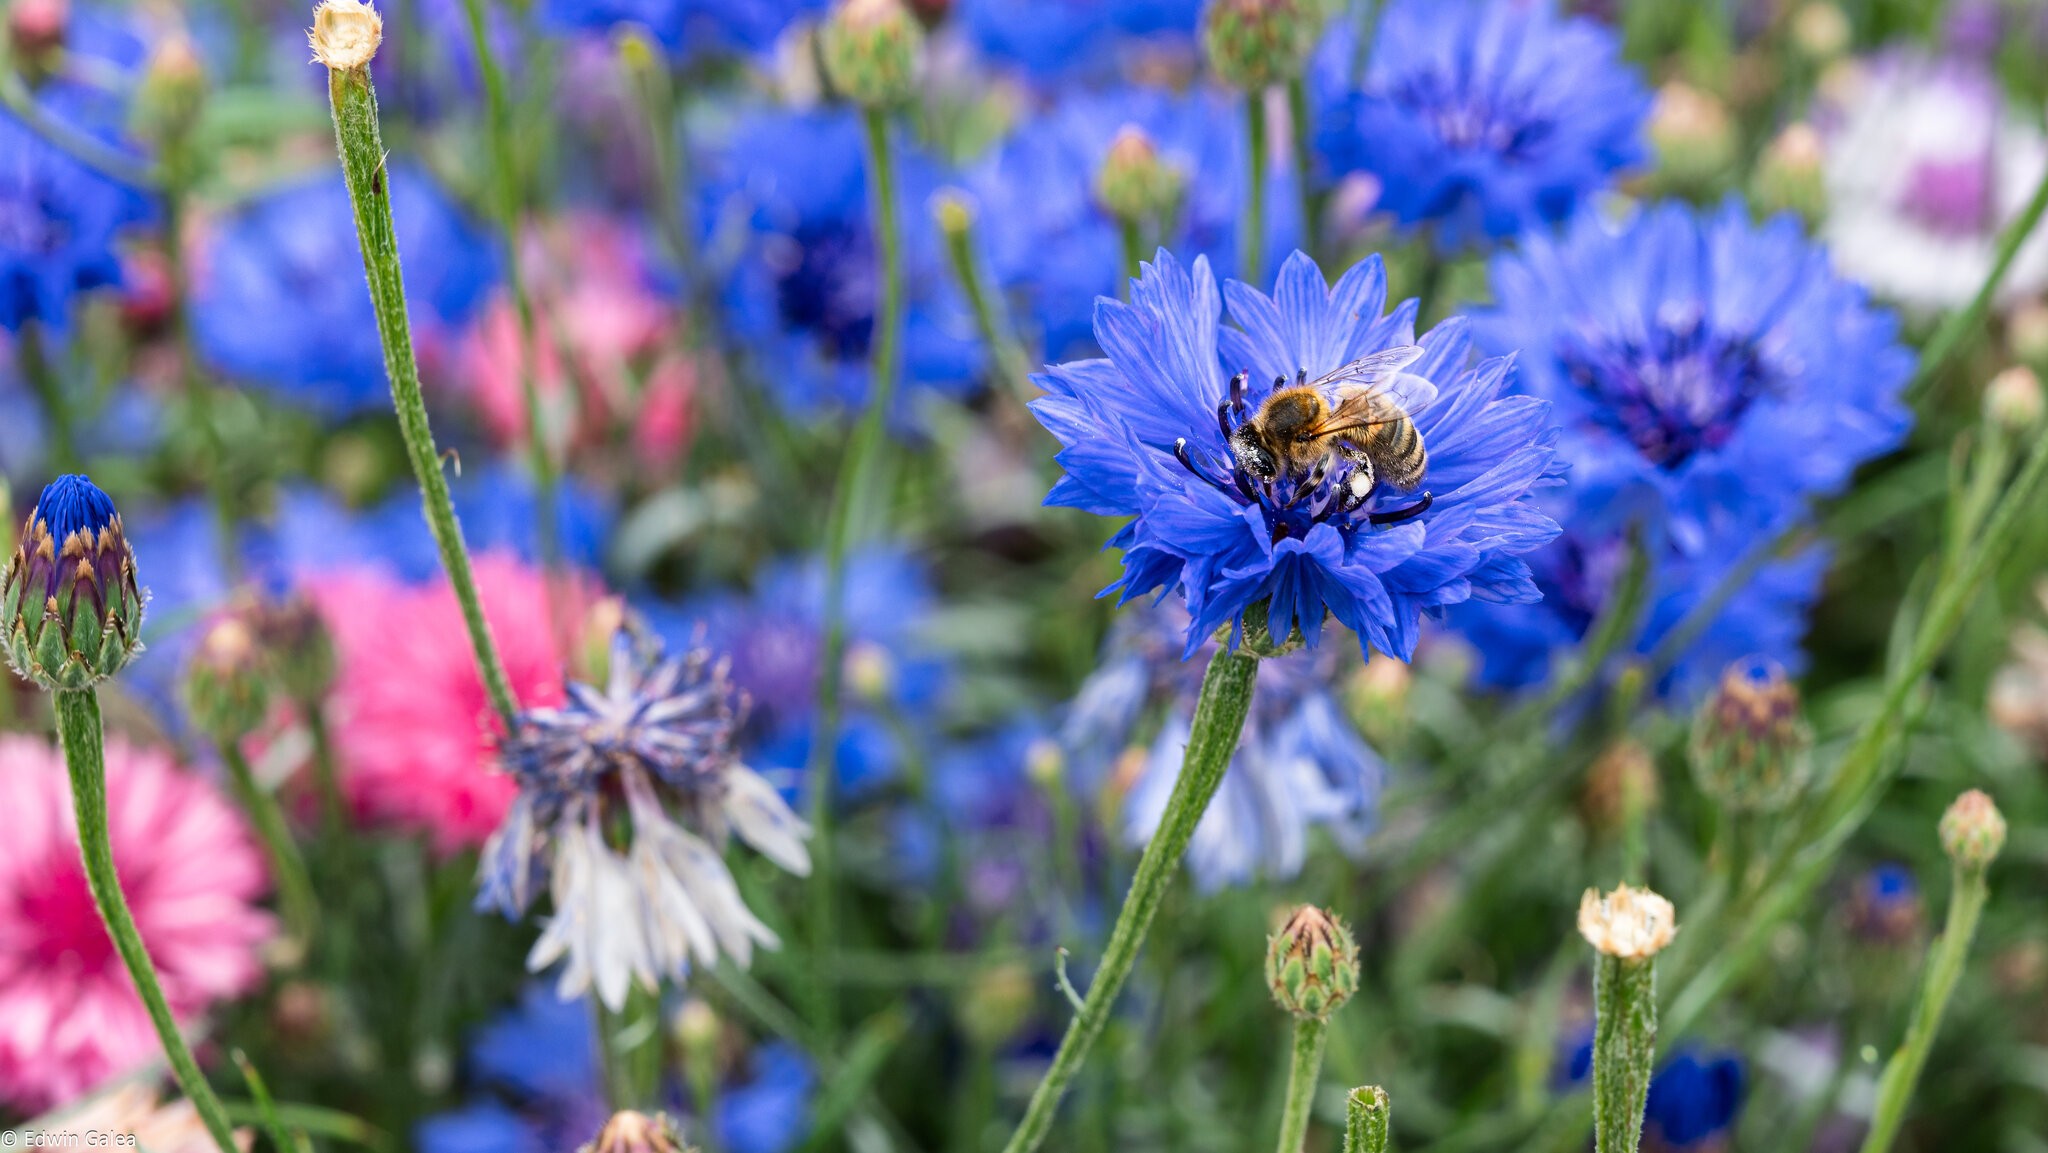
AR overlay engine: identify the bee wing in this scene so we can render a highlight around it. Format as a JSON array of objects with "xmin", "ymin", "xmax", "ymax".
[{"xmin": 1305, "ymin": 346, "xmax": 1438, "ymax": 413}]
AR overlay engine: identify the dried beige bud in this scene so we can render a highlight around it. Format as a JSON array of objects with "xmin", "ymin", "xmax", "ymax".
[
  {"xmin": 1578, "ymin": 884, "xmax": 1677, "ymax": 960},
  {"xmin": 309, "ymin": 0, "xmax": 383, "ymax": 71}
]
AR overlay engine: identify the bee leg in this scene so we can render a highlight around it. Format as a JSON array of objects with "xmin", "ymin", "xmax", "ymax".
[
  {"xmin": 1368, "ymin": 491, "xmax": 1435, "ymax": 525},
  {"xmin": 1336, "ymin": 445, "xmax": 1376, "ymax": 514}
]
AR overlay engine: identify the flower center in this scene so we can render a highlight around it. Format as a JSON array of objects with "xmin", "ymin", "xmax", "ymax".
[
  {"xmin": 21, "ymin": 855, "xmax": 117, "ymax": 973},
  {"xmin": 1387, "ymin": 72, "xmax": 1553, "ymax": 160},
  {"xmin": 768, "ymin": 221, "xmax": 875, "ymax": 362},
  {"xmin": 1900, "ymin": 154, "xmax": 1994, "ymax": 236},
  {"xmin": 1557, "ymin": 315, "xmax": 1775, "ymax": 469}
]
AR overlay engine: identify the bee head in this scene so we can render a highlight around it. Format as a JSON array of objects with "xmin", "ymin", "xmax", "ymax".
[{"xmin": 1262, "ymin": 390, "xmax": 1326, "ymax": 443}]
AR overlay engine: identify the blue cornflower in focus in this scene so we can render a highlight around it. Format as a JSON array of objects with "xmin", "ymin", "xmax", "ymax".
[
  {"xmin": 1034, "ymin": 248, "xmax": 1563, "ymax": 658},
  {"xmin": 1457, "ymin": 201, "xmax": 1914, "ymax": 699},
  {"xmin": 539, "ymin": 0, "xmax": 823, "ymax": 55},
  {"xmin": 1061, "ymin": 600, "xmax": 1386, "ymax": 889},
  {"xmin": 1311, "ymin": 0, "xmax": 1648, "ymax": 251},
  {"xmin": 696, "ymin": 107, "xmax": 980, "ymax": 423},
  {"xmin": 966, "ymin": 84, "xmax": 1300, "ymax": 362},
  {"xmin": 193, "ymin": 165, "xmax": 497, "ymax": 415},
  {"xmin": 958, "ymin": 0, "xmax": 1200, "ymax": 83},
  {"xmin": 0, "ymin": 105, "xmax": 150, "ymax": 330}
]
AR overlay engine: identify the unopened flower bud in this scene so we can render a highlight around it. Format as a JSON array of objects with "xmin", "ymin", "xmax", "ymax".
[
  {"xmin": 579, "ymin": 1111, "xmax": 690, "ymax": 1153},
  {"xmin": 1581, "ymin": 739, "xmax": 1659, "ymax": 836},
  {"xmin": 247, "ymin": 592, "xmax": 337, "ymax": 708},
  {"xmin": 673, "ymin": 998, "xmax": 720, "ymax": 1054},
  {"xmin": 1096, "ymin": 124, "xmax": 1186, "ymax": 227},
  {"xmin": 819, "ymin": 0, "xmax": 922, "ymax": 107},
  {"xmin": 1578, "ymin": 884, "xmax": 1677, "ymax": 960},
  {"xmin": 2008, "ymin": 298, "xmax": 2048, "ymax": 365},
  {"xmin": 2, "ymin": 474, "xmax": 146, "ymax": 690},
  {"xmin": 1790, "ymin": 2, "xmax": 1851, "ymax": 61},
  {"xmin": 1689, "ymin": 657, "xmax": 1813, "ymax": 814},
  {"xmin": 1025, "ymin": 736, "xmax": 1063, "ymax": 789},
  {"xmin": 1265, "ymin": 904, "xmax": 1360, "ymax": 1021},
  {"xmin": 1648, "ymin": 81, "xmax": 1735, "ymax": 191},
  {"xmin": 7, "ymin": 0, "xmax": 68, "ymax": 83},
  {"xmin": 957, "ymin": 960, "xmax": 1034, "ymax": 1049},
  {"xmin": 308, "ymin": 0, "xmax": 383, "ymax": 72},
  {"xmin": 1752, "ymin": 122, "xmax": 1826, "ymax": 223},
  {"xmin": 844, "ymin": 640, "xmax": 894, "ymax": 704},
  {"xmin": 1985, "ymin": 365, "xmax": 2044, "ymax": 433},
  {"xmin": 134, "ymin": 35, "xmax": 208, "ymax": 144},
  {"xmin": 1202, "ymin": 0, "xmax": 1322, "ymax": 90},
  {"xmin": 1939, "ymin": 789, "xmax": 2006, "ymax": 870},
  {"xmin": 614, "ymin": 25, "xmax": 660, "ymax": 75},
  {"xmin": 273, "ymin": 980, "xmax": 336, "ymax": 1048},
  {"xmin": 184, "ymin": 615, "xmax": 272, "ymax": 743},
  {"xmin": 932, "ymin": 187, "xmax": 975, "ymax": 237},
  {"xmin": 1844, "ymin": 864, "xmax": 1922, "ymax": 946}
]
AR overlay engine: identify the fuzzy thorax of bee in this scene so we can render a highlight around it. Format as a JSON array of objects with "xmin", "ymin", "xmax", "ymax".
[{"xmin": 1173, "ymin": 353, "xmax": 1436, "ymax": 545}]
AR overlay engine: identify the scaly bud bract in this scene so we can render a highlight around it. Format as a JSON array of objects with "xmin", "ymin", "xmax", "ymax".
[
  {"xmin": 2, "ymin": 474, "xmax": 146, "ymax": 691},
  {"xmin": 309, "ymin": 0, "xmax": 383, "ymax": 71},
  {"xmin": 1689, "ymin": 656, "xmax": 1814, "ymax": 814},
  {"xmin": 1939, "ymin": 789, "xmax": 2006, "ymax": 870},
  {"xmin": 1202, "ymin": 0, "xmax": 1323, "ymax": 90},
  {"xmin": 183, "ymin": 614, "xmax": 272, "ymax": 743},
  {"xmin": 819, "ymin": 0, "xmax": 922, "ymax": 107},
  {"xmin": 1096, "ymin": 124, "xmax": 1187, "ymax": 228},
  {"xmin": 1265, "ymin": 904, "xmax": 1360, "ymax": 1021}
]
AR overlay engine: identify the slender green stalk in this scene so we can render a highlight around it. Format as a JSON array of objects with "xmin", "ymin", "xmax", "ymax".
[
  {"xmin": 596, "ymin": 985, "xmax": 664, "ymax": 1110},
  {"xmin": 323, "ymin": 59, "xmax": 518, "ymax": 725},
  {"xmin": 803, "ymin": 105, "xmax": 907, "ymax": 1036},
  {"xmin": 55, "ymin": 689, "xmax": 238, "ymax": 1153},
  {"xmin": 1119, "ymin": 218, "xmax": 1145, "ymax": 288},
  {"xmin": 1859, "ymin": 862, "xmax": 1992, "ymax": 1153},
  {"xmin": 459, "ymin": 0, "xmax": 560, "ymax": 572},
  {"xmin": 1286, "ymin": 77, "xmax": 1317, "ymax": 259},
  {"xmin": 939, "ymin": 204, "xmax": 1036, "ymax": 403},
  {"xmin": 1591, "ymin": 955, "xmax": 1656, "ymax": 1153},
  {"xmin": 1243, "ymin": 92, "xmax": 1268, "ymax": 283},
  {"xmin": 305, "ymin": 707, "xmax": 350, "ymax": 840},
  {"xmin": 0, "ymin": 62, "xmax": 161, "ymax": 187},
  {"xmin": 1274, "ymin": 1017, "xmax": 1330, "ymax": 1153},
  {"xmin": 1907, "ymin": 161, "xmax": 2048, "ymax": 401},
  {"xmin": 999, "ymin": 647, "xmax": 1261, "ymax": 1153},
  {"xmin": 17, "ymin": 322, "xmax": 78, "ymax": 473},
  {"xmin": 1344, "ymin": 1087, "xmax": 1391, "ymax": 1153},
  {"xmin": 221, "ymin": 744, "xmax": 319, "ymax": 950},
  {"xmin": 231, "ymin": 1049, "xmax": 298, "ymax": 1153}
]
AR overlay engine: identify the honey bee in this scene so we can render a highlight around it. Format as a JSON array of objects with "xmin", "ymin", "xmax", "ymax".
[{"xmin": 1223, "ymin": 345, "xmax": 1437, "ymax": 522}]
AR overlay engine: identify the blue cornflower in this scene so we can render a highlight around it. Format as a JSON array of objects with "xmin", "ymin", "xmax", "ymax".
[
  {"xmin": 1311, "ymin": 0, "xmax": 1648, "ymax": 251},
  {"xmin": 716, "ymin": 1042, "xmax": 815, "ymax": 1153},
  {"xmin": 1062, "ymin": 600, "xmax": 1387, "ymax": 889},
  {"xmin": 1034, "ymin": 248, "xmax": 1564, "ymax": 659},
  {"xmin": 1457, "ymin": 201, "xmax": 1914, "ymax": 699},
  {"xmin": 966, "ymin": 84, "xmax": 1301, "ymax": 362},
  {"xmin": 193, "ymin": 164, "xmax": 497, "ymax": 416},
  {"xmin": 1643, "ymin": 1049, "xmax": 1746, "ymax": 1149},
  {"xmin": 0, "ymin": 103, "xmax": 150, "ymax": 330},
  {"xmin": 477, "ymin": 626, "xmax": 811, "ymax": 1010},
  {"xmin": 958, "ymin": 0, "xmax": 1201, "ymax": 83},
  {"xmin": 538, "ymin": 0, "xmax": 823, "ymax": 55},
  {"xmin": 696, "ymin": 107, "xmax": 981, "ymax": 423}
]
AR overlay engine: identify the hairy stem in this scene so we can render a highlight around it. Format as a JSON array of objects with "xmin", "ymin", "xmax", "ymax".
[
  {"xmin": 1592, "ymin": 955, "xmax": 1656, "ymax": 1153},
  {"xmin": 1344, "ymin": 1087, "xmax": 1391, "ymax": 1153},
  {"xmin": 1275, "ymin": 1017, "xmax": 1330, "ymax": 1153},
  {"xmin": 57, "ymin": 689, "xmax": 239, "ymax": 1153},
  {"xmin": 999, "ymin": 647, "xmax": 1260, "ymax": 1153},
  {"xmin": 323, "ymin": 61, "xmax": 518, "ymax": 725}
]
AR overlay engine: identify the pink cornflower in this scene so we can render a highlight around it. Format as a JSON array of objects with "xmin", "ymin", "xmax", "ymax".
[
  {"xmin": 310, "ymin": 554, "xmax": 593, "ymax": 852},
  {"xmin": 460, "ymin": 214, "xmax": 697, "ymax": 472},
  {"xmin": 0, "ymin": 735, "xmax": 273, "ymax": 1112}
]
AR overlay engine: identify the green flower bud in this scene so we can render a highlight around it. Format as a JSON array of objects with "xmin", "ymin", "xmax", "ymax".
[
  {"xmin": 957, "ymin": 960, "xmax": 1035, "ymax": 1049},
  {"xmin": 7, "ymin": 0, "xmax": 68, "ymax": 85},
  {"xmin": 1647, "ymin": 81, "xmax": 1735, "ymax": 192},
  {"xmin": 1939, "ymin": 789, "xmax": 2006, "ymax": 871},
  {"xmin": 2, "ymin": 475, "xmax": 146, "ymax": 691},
  {"xmin": 1689, "ymin": 657, "xmax": 1813, "ymax": 814},
  {"xmin": 1790, "ymin": 2, "xmax": 1851, "ymax": 61},
  {"xmin": 1581, "ymin": 738, "xmax": 1658, "ymax": 837},
  {"xmin": 1751, "ymin": 122, "xmax": 1826, "ymax": 224},
  {"xmin": 1202, "ymin": 0, "xmax": 1324, "ymax": 90},
  {"xmin": 1265, "ymin": 904, "xmax": 1360, "ymax": 1021},
  {"xmin": 820, "ymin": 0, "xmax": 923, "ymax": 108},
  {"xmin": 183, "ymin": 615, "xmax": 272, "ymax": 744},
  {"xmin": 133, "ymin": 34, "xmax": 208, "ymax": 145},
  {"xmin": 1985, "ymin": 365, "xmax": 2044, "ymax": 434},
  {"xmin": 247, "ymin": 592, "xmax": 338, "ymax": 709},
  {"xmin": 1096, "ymin": 124, "xmax": 1187, "ymax": 228}
]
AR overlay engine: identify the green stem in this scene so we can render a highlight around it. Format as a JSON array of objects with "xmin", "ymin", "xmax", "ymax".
[
  {"xmin": 1591, "ymin": 955, "xmax": 1656, "ymax": 1153},
  {"xmin": 1243, "ymin": 91, "xmax": 1268, "ymax": 284},
  {"xmin": 159, "ymin": 133, "xmax": 243, "ymax": 581},
  {"xmin": 459, "ymin": 0, "xmax": 560, "ymax": 573},
  {"xmin": 596, "ymin": 984, "xmax": 664, "ymax": 1111},
  {"xmin": 1343, "ymin": 1087, "xmax": 1390, "ymax": 1153},
  {"xmin": 323, "ymin": 61, "xmax": 518, "ymax": 726},
  {"xmin": 18, "ymin": 322, "xmax": 79, "ymax": 473},
  {"xmin": 55, "ymin": 689, "xmax": 238, "ymax": 1153},
  {"xmin": 221, "ymin": 743, "xmax": 319, "ymax": 952},
  {"xmin": 305, "ymin": 706, "xmax": 350, "ymax": 840},
  {"xmin": 940, "ymin": 209, "xmax": 1035, "ymax": 404},
  {"xmin": 802, "ymin": 105, "xmax": 906, "ymax": 1037},
  {"xmin": 1907, "ymin": 161, "xmax": 2048, "ymax": 402},
  {"xmin": 1118, "ymin": 218, "xmax": 1145, "ymax": 289},
  {"xmin": 1858, "ymin": 863, "xmax": 1992, "ymax": 1153},
  {"xmin": 0, "ymin": 62, "xmax": 161, "ymax": 188},
  {"xmin": 1275, "ymin": 1017, "xmax": 1331, "ymax": 1153},
  {"xmin": 999, "ymin": 646, "xmax": 1260, "ymax": 1153},
  {"xmin": 1286, "ymin": 77, "xmax": 1317, "ymax": 260}
]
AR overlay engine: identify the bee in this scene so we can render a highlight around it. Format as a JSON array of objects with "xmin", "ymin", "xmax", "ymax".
[{"xmin": 1224, "ymin": 345, "xmax": 1437, "ymax": 523}]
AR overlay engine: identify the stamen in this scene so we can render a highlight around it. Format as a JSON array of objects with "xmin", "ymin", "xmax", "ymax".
[{"xmin": 1368, "ymin": 492, "xmax": 1435, "ymax": 525}]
